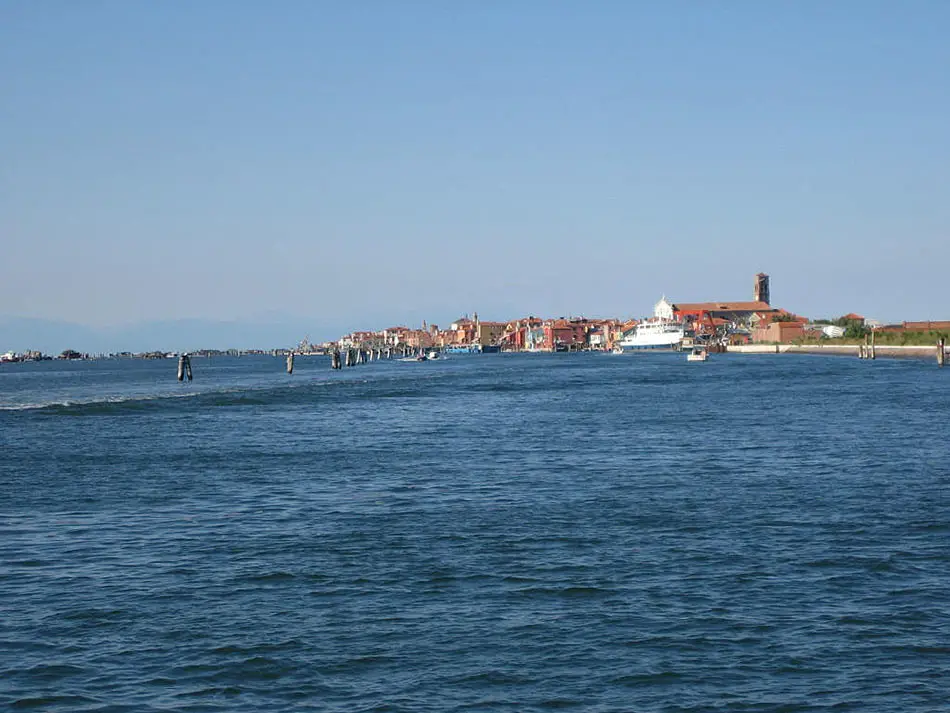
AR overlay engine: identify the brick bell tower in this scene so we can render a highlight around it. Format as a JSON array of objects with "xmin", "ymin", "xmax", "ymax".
[{"xmin": 754, "ymin": 273, "xmax": 770, "ymax": 305}]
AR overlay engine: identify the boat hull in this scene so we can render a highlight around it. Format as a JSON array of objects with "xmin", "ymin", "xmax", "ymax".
[
  {"xmin": 443, "ymin": 344, "xmax": 500, "ymax": 354},
  {"xmin": 619, "ymin": 340, "xmax": 685, "ymax": 351}
]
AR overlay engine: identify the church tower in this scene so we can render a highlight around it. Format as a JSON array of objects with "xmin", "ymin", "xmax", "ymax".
[{"xmin": 754, "ymin": 273, "xmax": 770, "ymax": 305}]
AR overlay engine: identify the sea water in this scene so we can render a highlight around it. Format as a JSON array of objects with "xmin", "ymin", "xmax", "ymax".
[{"xmin": 1, "ymin": 353, "xmax": 948, "ymax": 711}]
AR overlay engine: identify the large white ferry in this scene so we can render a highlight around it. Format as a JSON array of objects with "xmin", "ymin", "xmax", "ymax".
[
  {"xmin": 619, "ymin": 319, "xmax": 687, "ymax": 350},
  {"xmin": 619, "ymin": 296, "xmax": 689, "ymax": 351}
]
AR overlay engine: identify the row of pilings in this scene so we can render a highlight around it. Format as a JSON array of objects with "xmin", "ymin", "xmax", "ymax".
[
  {"xmin": 857, "ymin": 334, "xmax": 946, "ymax": 366},
  {"xmin": 176, "ymin": 346, "xmax": 425, "ymax": 380},
  {"xmin": 329, "ymin": 346, "xmax": 416, "ymax": 370}
]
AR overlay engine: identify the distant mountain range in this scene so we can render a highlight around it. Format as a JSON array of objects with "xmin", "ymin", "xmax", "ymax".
[{"xmin": 0, "ymin": 316, "xmax": 346, "ymax": 355}]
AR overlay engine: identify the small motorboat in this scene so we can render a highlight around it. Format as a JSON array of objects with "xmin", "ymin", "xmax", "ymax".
[
  {"xmin": 427, "ymin": 350, "xmax": 440, "ymax": 360},
  {"xmin": 687, "ymin": 346, "xmax": 708, "ymax": 362}
]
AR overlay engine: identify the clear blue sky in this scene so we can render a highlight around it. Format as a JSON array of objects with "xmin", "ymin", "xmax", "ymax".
[{"xmin": 3, "ymin": 1, "xmax": 948, "ymax": 342}]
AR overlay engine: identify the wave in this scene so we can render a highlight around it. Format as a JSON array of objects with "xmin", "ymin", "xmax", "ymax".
[
  {"xmin": 0, "ymin": 390, "xmax": 205, "ymax": 413},
  {"xmin": 1, "ymin": 379, "xmax": 355, "ymax": 415},
  {"xmin": 1, "ymin": 366, "xmax": 465, "ymax": 415}
]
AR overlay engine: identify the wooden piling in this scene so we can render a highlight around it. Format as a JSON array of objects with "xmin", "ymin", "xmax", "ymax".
[
  {"xmin": 939, "ymin": 338, "xmax": 946, "ymax": 367},
  {"xmin": 287, "ymin": 352, "xmax": 295, "ymax": 374},
  {"xmin": 869, "ymin": 330, "xmax": 876, "ymax": 360},
  {"xmin": 177, "ymin": 354, "xmax": 192, "ymax": 381},
  {"xmin": 331, "ymin": 350, "xmax": 341, "ymax": 369}
]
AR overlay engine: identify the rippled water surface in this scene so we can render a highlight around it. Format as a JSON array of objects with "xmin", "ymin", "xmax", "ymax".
[{"xmin": 2, "ymin": 353, "xmax": 949, "ymax": 711}]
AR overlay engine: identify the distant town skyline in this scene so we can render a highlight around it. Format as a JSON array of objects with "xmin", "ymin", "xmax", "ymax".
[{"xmin": 3, "ymin": 2, "xmax": 949, "ymax": 341}]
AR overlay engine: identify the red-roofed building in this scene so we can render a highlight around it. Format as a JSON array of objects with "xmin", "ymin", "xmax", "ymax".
[
  {"xmin": 673, "ymin": 301, "xmax": 775, "ymax": 322},
  {"xmin": 753, "ymin": 321, "xmax": 805, "ymax": 343},
  {"xmin": 541, "ymin": 318, "xmax": 590, "ymax": 351},
  {"xmin": 499, "ymin": 317, "xmax": 545, "ymax": 350}
]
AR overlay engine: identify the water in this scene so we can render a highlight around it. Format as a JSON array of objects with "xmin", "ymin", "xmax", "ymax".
[{"xmin": 2, "ymin": 353, "xmax": 948, "ymax": 711}]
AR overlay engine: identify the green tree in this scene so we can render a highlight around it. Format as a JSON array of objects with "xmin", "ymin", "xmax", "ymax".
[{"xmin": 843, "ymin": 321, "xmax": 868, "ymax": 339}]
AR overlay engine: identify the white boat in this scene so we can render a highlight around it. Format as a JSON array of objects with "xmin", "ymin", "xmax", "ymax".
[
  {"xmin": 427, "ymin": 350, "xmax": 440, "ymax": 360},
  {"xmin": 619, "ymin": 319, "xmax": 687, "ymax": 351},
  {"xmin": 619, "ymin": 296, "xmax": 689, "ymax": 351},
  {"xmin": 687, "ymin": 346, "xmax": 708, "ymax": 362}
]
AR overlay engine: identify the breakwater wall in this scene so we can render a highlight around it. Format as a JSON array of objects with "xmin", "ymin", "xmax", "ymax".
[{"xmin": 728, "ymin": 344, "xmax": 947, "ymax": 360}]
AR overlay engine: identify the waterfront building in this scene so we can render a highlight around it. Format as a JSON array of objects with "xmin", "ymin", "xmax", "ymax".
[
  {"xmin": 540, "ymin": 318, "xmax": 589, "ymax": 351},
  {"xmin": 497, "ymin": 317, "xmax": 543, "ymax": 351},
  {"xmin": 381, "ymin": 326, "xmax": 410, "ymax": 346},
  {"xmin": 524, "ymin": 325, "xmax": 546, "ymax": 351},
  {"xmin": 404, "ymin": 329, "xmax": 435, "ymax": 349},
  {"xmin": 447, "ymin": 316, "xmax": 476, "ymax": 345},
  {"xmin": 588, "ymin": 327, "xmax": 608, "ymax": 350},
  {"xmin": 752, "ymin": 320, "xmax": 806, "ymax": 343},
  {"xmin": 666, "ymin": 273, "xmax": 782, "ymax": 333},
  {"xmin": 338, "ymin": 330, "xmax": 386, "ymax": 349},
  {"xmin": 585, "ymin": 319, "xmax": 622, "ymax": 350},
  {"xmin": 654, "ymin": 296, "xmax": 676, "ymax": 321},
  {"xmin": 475, "ymin": 321, "xmax": 506, "ymax": 346},
  {"xmin": 672, "ymin": 300, "xmax": 775, "ymax": 325}
]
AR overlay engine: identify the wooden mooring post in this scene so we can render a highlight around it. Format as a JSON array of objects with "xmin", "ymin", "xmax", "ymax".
[
  {"xmin": 331, "ymin": 350, "xmax": 342, "ymax": 369},
  {"xmin": 939, "ymin": 338, "xmax": 946, "ymax": 368},
  {"xmin": 177, "ymin": 354, "xmax": 193, "ymax": 381},
  {"xmin": 286, "ymin": 352, "xmax": 295, "ymax": 374}
]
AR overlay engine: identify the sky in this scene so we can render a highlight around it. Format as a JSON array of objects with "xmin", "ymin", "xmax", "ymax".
[{"xmin": 2, "ymin": 1, "xmax": 949, "ymax": 348}]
